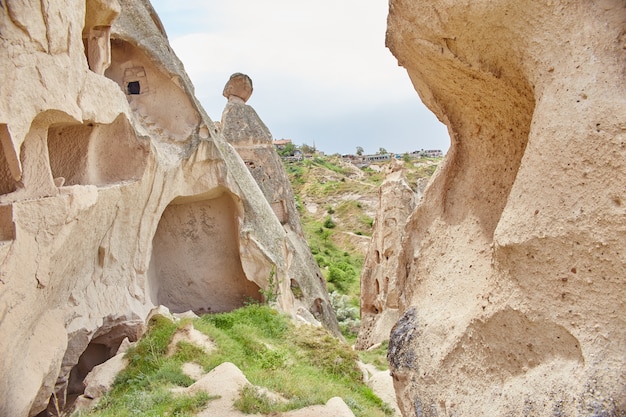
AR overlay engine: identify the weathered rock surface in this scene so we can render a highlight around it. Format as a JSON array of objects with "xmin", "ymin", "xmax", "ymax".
[
  {"xmin": 385, "ymin": 1, "xmax": 626, "ymax": 416},
  {"xmin": 356, "ymin": 167, "xmax": 416, "ymax": 350},
  {"xmin": 0, "ymin": 1, "xmax": 338, "ymax": 416},
  {"xmin": 223, "ymin": 73, "xmax": 254, "ymax": 104},
  {"xmin": 188, "ymin": 362, "xmax": 356, "ymax": 417},
  {"xmin": 221, "ymin": 76, "xmax": 340, "ymax": 336}
]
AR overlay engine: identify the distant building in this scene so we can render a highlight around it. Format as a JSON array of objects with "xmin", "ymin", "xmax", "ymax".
[
  {"xmin": 411, "ymin": 149, "xmax": 444, "ymax": 158},
  {"xmin": 273, "ymin": 139, "xmax": 292, "ymax": 150},
  {"xmin": 365, "ymin": 153, "xmax": 392, "ymax": 162}
]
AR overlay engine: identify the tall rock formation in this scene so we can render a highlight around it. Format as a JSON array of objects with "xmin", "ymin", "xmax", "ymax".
[
  {"xmin": 385, "ymin": 1, "xmax": 626, "ymax": 416},
  {"xmin": 0, "ymin": 1, "xmax": 338, "ymax": 416},
  {"xmin": 221, "ymin": 73, "xmax": 340, "ymax": 335},
  {"xmin": 356, "ymin": 165, "xmax": 416, "ymax": 350}
]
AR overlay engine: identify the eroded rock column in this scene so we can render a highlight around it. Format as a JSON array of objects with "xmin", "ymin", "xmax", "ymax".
[{"xmin": 356, "ymin": 165, "xmax": 415, "ymax": 350}]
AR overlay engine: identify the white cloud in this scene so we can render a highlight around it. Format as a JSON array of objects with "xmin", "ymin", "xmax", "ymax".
[{"xmin": 150, "ymin": 0, "xmax": 450, "ymax": 153}]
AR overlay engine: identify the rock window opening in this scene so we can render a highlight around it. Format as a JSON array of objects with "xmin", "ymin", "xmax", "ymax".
[
  {"xmin": 122, "ymin": 67, "xmax": 149, "ymax": 96},
  {"xmin": 290, "ymin": 279, "xmax": 303, "ymax": 299},
  {"xmin": 0, "ymin": 205, "xmax": 15, "ymax": 241},
  {"xmin": 127, "ymin": 81, "xmax": 141, "ymax": 95},
  {"xmin": 271, "ymin": 199, "xmax": 288, "ymax": 224}
]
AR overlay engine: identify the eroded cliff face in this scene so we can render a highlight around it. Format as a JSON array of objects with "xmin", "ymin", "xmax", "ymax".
[
  {"xmin": 356, "ymin": 166, "xmax": 415, "ymax": 350},
  {"xmin": 221, "ymin": 74, "xmax": 340, "ymax": 335},
  {"xmin": 386, "ymin": 1, "xmax": 625, "ymax": 416},
  {"xmin": 0, "ymin": 1, "xmax": 338, "ymax": 416}
]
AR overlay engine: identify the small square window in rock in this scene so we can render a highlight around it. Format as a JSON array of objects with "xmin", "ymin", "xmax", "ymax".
[
  {"xmin": 127, "ymin": 81, "xmax": 140, "ymax": 95},
  {"xmin": 123, "ymin": 66, "xmax": 149, "ymax": 96}
]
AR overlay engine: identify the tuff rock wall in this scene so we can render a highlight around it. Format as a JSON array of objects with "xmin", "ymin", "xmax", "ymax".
[
  {"xmin": 0, "ymin": 1, "xmax": 338, "ymax": 416},
  {"xmin": 356, "ymin": 165, "xmax": 415, "ymax": 350},
  {"xmin": 385, "ymin": 1, "xmax": 626, "ymax": 416},
  {"xmin": 220, "ymin": 79, "xmax": 337, "ymax": 333}
]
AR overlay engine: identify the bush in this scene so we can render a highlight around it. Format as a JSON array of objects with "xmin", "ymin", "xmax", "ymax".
[
  {"xmin": 323, "ymin": 216, "xmax": 336, "ymax": 229},
  {"xmin": 327, "ymin": 261, "xmax": 356, "ymax": 292}
]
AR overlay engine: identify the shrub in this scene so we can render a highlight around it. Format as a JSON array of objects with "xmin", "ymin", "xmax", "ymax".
[
  {"xmin": 327, "ymin": 262, "xmax": 356, "ymax": 292},
  {"xmin": 323, "ymin": 216, "xmax": 336, "ymax": 229},
  {"xmin": 329, "ymin": 291, "xmax": 361, "ymax": 338}
]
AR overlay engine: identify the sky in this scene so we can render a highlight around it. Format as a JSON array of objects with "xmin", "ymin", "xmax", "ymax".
[{"xmin": 150, "ymin": 0, "xmax": 450, "ymax": 156}]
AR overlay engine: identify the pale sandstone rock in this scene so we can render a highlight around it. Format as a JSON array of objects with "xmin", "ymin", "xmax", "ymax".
[
  {"xmin": 356, "ymin": 169, "xmax": 416, "ymax": 350},
  {"xmin": 191, "ymin": 362, "xmax": 250, "ymax": 417},
  {"xmin": 359, "ymin": 361, "xmax": 402, "ymax": 417},
  {"xmin": 166, "ymin": 322, "xmax": 215, "ymax": 357},
  {"xmin": 221, "ymin": 80, "xmax": 340, "ymax": 336},
  {"xmin": 223, "ymin": 73, "xmax": 254, "ymax": 104},
  {"xmin": 282, "ymin": 397, "xmax": 355, "ymax": 417},
  {"xmin": 181, "ymin": 362, "xmax": 205, "ymax": 381},
  {"xmin": 82, "ymin": 352, "xmax": 127, "ymax": 400},
  {"xmin": 0, "ymin": 1, "xmax": 338, "ymax": 416},
  {"xmin": 385, "ymin": 1, "xmax": 626, "ymax": 416},
  {"xmin": 189, "ymin": 362, "xmax": 355, "ymax": 417}
]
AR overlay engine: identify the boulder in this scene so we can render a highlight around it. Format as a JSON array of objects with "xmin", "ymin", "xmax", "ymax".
[
  {"xmin": 385, "ymin": 0, "xmax": 626, "ymax": 416},
  {"xmin": 223, "ymin": 73, "xmax": 254, "ymax": 104}
]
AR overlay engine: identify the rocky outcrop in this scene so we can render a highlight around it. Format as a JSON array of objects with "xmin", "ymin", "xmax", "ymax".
[
  {"xmin": 356, "ymin": 165, "xmax": 415, "ymax": 350},
  {"xmin": 0, "ymin": 1, "xmax": 338, "ymax": 416},
  {"xmin": 385, "ymin": 1, "xmax": 626, "ymax": 416},
  {"xmin": 221, "ymin": 74, "xmax": 340, "ymax": 336}
]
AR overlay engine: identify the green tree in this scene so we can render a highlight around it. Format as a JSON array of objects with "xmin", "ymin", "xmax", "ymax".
[
  {"xmin": 378, "ymin": 147, "xmax": 388, "ymax": 155},
  {"xmin": 356, "ymin": 146, "xmax": 364, "ymax": 156},
  {"xmin": 403, "ymin": 152, "xmax": 411, "ymax": 163},
  {"xmin": 300, "ymin": 143, "xmax": 315, "ymax": 155},
  {"xmin": 278, "ymin": 142, "xmax": 296, "ymax": 157},
  {"xmin": 323, "ymin": 216, "xmax": 336, "ymax": 229}
]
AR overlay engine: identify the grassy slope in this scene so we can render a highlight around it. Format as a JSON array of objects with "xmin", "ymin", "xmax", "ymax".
[
  {"xmin": 76, "ymin": 154, "xmax": 441, "ymax": 417},
  {"xmin": 77, "ymin": 305, "xmax": 393, "ymax": 417},
  {"xmin": 285, "ymin": 155, "xmax": 442, "ymax": 340}
]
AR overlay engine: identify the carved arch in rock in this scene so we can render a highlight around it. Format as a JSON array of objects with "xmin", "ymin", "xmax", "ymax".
[
  {"xmin": 33, "ymin": 317, "xmax": 143, "ymax": 417},
  {"xmin": 0, "ymin": 124, "xmax": 20, "ymax": 195},
  {"xmin": 82, "ymin": 0, "xmax": 121, "ymax": 75},
  {"xmin": 105, "ymin": 38, "xmax": 201, "ymax": 144},
  {"xmin": 148, "ymin": 189, "xmax": 261, "ymax": 314},
  {"xmin": 47, "ymin": 114, "xmax": 149, "ymax": 187}
]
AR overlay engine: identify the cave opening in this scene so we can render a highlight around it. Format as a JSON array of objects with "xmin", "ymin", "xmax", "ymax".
[
  {"xmin": 127, "ymin": 80, "xmax": 141, "ymax": 95},
  {"xmin": 0, "ymin": 124, "xmax": 18, "ymax": 196},
  {"xmin": 47, "ymin": 114, "xmax": 147, "ymax": 187},
  {"xmin": 148, "ymin": 190, "xmax": 261, "ymax": 314}
]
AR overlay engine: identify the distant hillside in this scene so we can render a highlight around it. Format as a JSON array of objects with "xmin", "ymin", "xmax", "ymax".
[{"xmin": 283, "ymin": 154, "xmax": 442, "ymax": 337}]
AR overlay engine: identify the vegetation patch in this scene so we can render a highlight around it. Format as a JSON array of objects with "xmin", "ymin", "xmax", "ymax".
[
  {"xmin": 78, "ymin": 305, "xmax": 391, "ymax": 416},
  {"xmin": 358, "ymin": 340, "xmax": 390, "ymax": 371},
  {"xmin": 195, "ymin": 304, "xmax": 391, "ymax": 416},
  {"xmin": 75, "ymin": 315, "xmax": 216, "ymax": 417}
]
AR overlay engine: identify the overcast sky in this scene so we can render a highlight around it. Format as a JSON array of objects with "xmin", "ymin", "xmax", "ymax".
[{"xmin": 150, "ymin": 0, "xmax": 450, "ymax": 155}]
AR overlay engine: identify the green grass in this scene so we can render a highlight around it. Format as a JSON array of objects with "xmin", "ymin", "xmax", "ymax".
[
  {"xmin": 311, "ymin": 156, "xmax": 349, "ymax": 175},
  {"xmin": 284, "ymin": 154, "xmax": 442, "ymax": 340},
  {"xmin": 358, "ymin": 340, "xmax": 390, "ymax": 371},
  {"xmin": 75, "ymin": 315, "xmax": 217, "ymax": 417},
  {"xmin": 200, "ymin": 305, "xmax": 393, "ymax": 416},
  {"xmin": 78, "ymin": 305, "xmax": 392, "ymax": 417}
]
